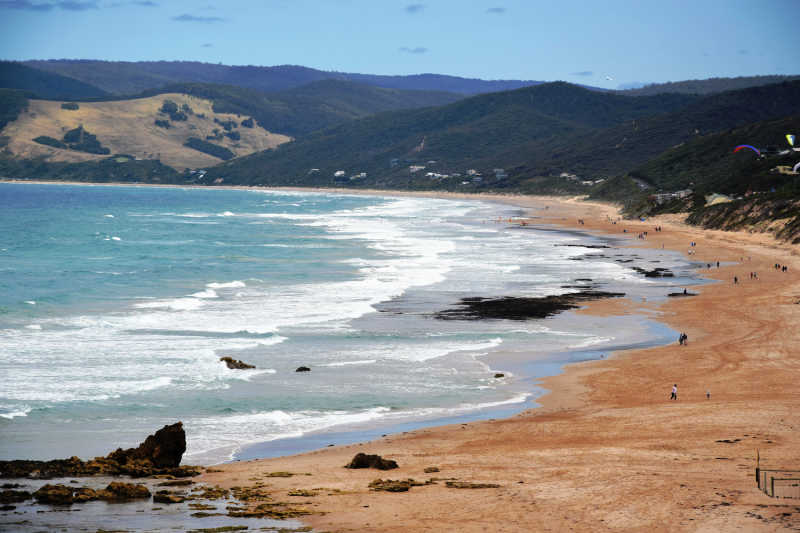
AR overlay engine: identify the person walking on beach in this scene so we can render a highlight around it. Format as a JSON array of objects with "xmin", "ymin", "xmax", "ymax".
[{"xmin": 670, "ymin": 384, "xmax": 678, "ymax": 400}]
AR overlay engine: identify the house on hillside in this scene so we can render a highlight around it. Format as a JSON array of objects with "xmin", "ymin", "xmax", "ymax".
[
  {"xmin": 651, "ymin": 189, "xmax": 693, "ymax": 205},
  {"xmin": 409, "ymin": 165, "xmax": 426, "ymax": 173}
]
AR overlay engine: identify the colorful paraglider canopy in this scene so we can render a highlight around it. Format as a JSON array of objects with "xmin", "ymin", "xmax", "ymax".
[
  {"xmin": 787, "ymin": 134, "xmax": 796, "ymax": 147},
  {"xmin": 733, "ymin": 145, "xmax": 761, "ymax": 156},
  {"xmin": 793, "ymin": 162, "xmax": 800, "ymax": 173}
]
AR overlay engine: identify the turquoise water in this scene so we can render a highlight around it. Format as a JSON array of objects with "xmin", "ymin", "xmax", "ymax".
[{"xmin": 0, "ymin": 182, "xmax": 697, "ymax": 464}]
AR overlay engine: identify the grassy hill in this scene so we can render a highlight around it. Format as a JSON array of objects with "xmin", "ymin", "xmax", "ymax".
[
  {"xmin": 137, "ymin": 80, "xmax": 464, "ymax": 137},
  {"xmin": 1, "ymin": 93, "xmax": 290, "ymax": 170},
  {"xmin": 0, "ymin": 61, "xmax": 108, "ymax": 100},
  {"xmin": 23, "ymin": 60, "xmax": 544, "ymax": 96}
]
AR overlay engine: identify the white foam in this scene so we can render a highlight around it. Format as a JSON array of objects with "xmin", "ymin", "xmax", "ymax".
[
  {"xmin": 133, "ymin": 298, "xmax": 205, "ymax": 311},
  {"xmin": 111, "ymin": 236, "xmax": 121, "ymax": 241},
  {"xmin": 0, "ymin": 407, "xmax": 31, "ymax": 419},
  {"xmin": 191, "ymin": 289, "xmax": 218, "ymax": 299},
  {"xmin": 25, "ymin": 324, "xmax": 42, "ymax": 330},
  {"xmin": 184, "ymin": 391, "xmax": 531, "ymax": 465},
  {"xmin": 104, "ymin": 214, "xmax": 114, "ymax": 218},
  {"xmin": 24, "ymin": 300, "xmax": 36, "ymax": 305},
  {"xmin": 568, "ymin": 336, "xmax": 613, "ymax": 349},
  {"xmin": 321, "ymin": 359, "xmax": 377, "ymax": 367},
  {"xmin": 207, "ymin": 281, "xmax": 246, "ymax": 289}
]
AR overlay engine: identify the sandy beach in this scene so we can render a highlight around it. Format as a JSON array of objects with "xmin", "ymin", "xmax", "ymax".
[{"xmin": 196, "ymin": 192, "xmax": 800, "ymax": 532}]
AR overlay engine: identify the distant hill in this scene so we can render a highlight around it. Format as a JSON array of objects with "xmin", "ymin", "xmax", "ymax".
[
  {"xmin": 619, "ymin": 75, "xmax": 800, "ymax": 96},
  {"xmin": 1, "ymin": 93, "xmax": 290, "ymax": 170},
  {"xmin": 137, "ymin": 80, "xmax": 464, "ymax": 137},
  {"xmin": 0, "ymin": 61, "xmax": 108, "ymax": 100},
  {"xmin": 511, "ymin": 80, "xmax": 800, "ymax": 182},
  {"xmin": 23, "ymin": 60, "xmax": 545, "ymax": 96},
  {"xmin": 200, "ymin": 82, "xmax": 698, "ymax": 187}
]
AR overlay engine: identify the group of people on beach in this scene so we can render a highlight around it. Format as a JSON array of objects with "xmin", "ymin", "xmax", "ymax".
[
  {"xmin": 774, "ymin": 263, "xmax": 789, "ymax": 272},
  {"xmin": 678, "ymin": 332, "xmax": 689, "ymax": 345}
]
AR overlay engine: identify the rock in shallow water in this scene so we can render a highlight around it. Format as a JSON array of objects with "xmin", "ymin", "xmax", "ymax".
[{"xmin": 220, "ymin": 356, "xmax": 255, "ymax": 369}]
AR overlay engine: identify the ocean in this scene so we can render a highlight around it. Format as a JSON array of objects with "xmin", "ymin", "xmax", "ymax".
[{"xmin": 0, "ymin": 182, "xmax": 699, "ymax": 465}]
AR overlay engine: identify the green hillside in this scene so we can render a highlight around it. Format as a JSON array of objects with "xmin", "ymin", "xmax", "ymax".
[
  {"xmin": 200, "ymin": 82, "xmax": 698, "ymax": 187},
  {"xmin": 509, "ymin": 80, "xmax": 800, "ymax": 182},
  {"xmin": 136, "ymin": 80, "xmax": 464, "ymax": 137},
  {"xmin": 201, "ymin": 80, "xmax": 800, "ymax": 189},
  {"xmin": 0, "ymin": 89, "xmax": 29, "ymax": 131},
  {"xmin": 619, "ymin": 75, "xmax": 800, "ymax": 96},
  {"xmin": 630, "ymin": 115, "xmax": 800, "ymax": 195},
  {"xmin": 0, "ymin": 61, "xmax": 108, "ymax": 100}
]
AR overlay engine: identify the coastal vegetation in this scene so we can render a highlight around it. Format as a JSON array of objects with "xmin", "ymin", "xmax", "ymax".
[
  {"xmin": 32, "ymin": 126, "xmax": 110, "ymax": 154},
  {"xmin": 183, "ymin": 137, "xmax": 235, "ymax": 160},
  {"xmin": 0, "ymin": 89, "xmax": 29, "ymax": 129},
  {"xmin": 0, "ymin": 152, "xmax": 182, "ymax": 183}
]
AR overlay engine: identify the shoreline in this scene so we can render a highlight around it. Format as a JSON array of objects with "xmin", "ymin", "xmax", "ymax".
[
  {"xmin": 199, "ymin": 189, "xmax": 800, "ymax": 532},
  {"xmin": 1, "ymin": 180, "xmax": 689, "ymax": 467},
  {"xmin": 4, "ymin": 180, "xmax": 800, "ymax": 530}
]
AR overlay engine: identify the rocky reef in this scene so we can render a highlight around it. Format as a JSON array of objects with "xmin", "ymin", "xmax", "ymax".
[{"xmin": 435, "ymin": 291, "xmax": 626, "ymax": 321}]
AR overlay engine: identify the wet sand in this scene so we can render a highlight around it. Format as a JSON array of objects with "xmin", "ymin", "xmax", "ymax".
[{"xmin": 202, "ymin": 193, "xmax": 800, "ymax": 532}]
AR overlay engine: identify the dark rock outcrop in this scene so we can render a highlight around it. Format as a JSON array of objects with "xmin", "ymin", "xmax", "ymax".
[
  {"xmin": 106, "ymin": 422, "xmax": 186, "ymax": 469},
  {"xmin": 32, "ymin": 482, "xmax": 150, "ymax": 505},
  {"xmin": 0, "ymin": 489, "xmax": 31, "ymax": 504},
  {"xmin": 99, "ymin": 481, "xmax": 151, "ymax": 500},
  {"xmin": 368, "ymin": 478, "xmax": 422, "ymax": 492},
  {"xmin": 631, "ymin": 266, "xmax": 674, "ymax": 277},
  {"xmin": 345, "ymin": 453, "xmax": 398, "ymax": 470},
  {"xmin": 33, "ymin": 484, "xmax": 75, "ymax": 505},
  {"xmin": 0, "ymin": 422, "xmax": 198, "ymax": 479},
  {"xmin": 435, "ymin": 291, "xmax": 626, "ymax": 321},
  {"xmin": 153, "ymin": 489, "xmax": 186, "ymax": 504},
  {"xmin": 295, "ymin": 366, "xmax": 311, "ymax": 372},
  {"xmin": 445, "ymin": 481, "xmax": 500, "ymax": 489},
  {"xmin": 220, "ymin": 356, "xmax": 255, "ymax": 369}
]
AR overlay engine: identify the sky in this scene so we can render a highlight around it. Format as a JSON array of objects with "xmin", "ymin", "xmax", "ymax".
[{"xmin": 1, "ymin": 0, "xmax": 798, "ymax": 89}]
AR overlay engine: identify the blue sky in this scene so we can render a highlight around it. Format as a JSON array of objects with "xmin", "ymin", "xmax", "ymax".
[{"xmin": 1, "ymin": 0, "xmax": 798, "ymax": 89}]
